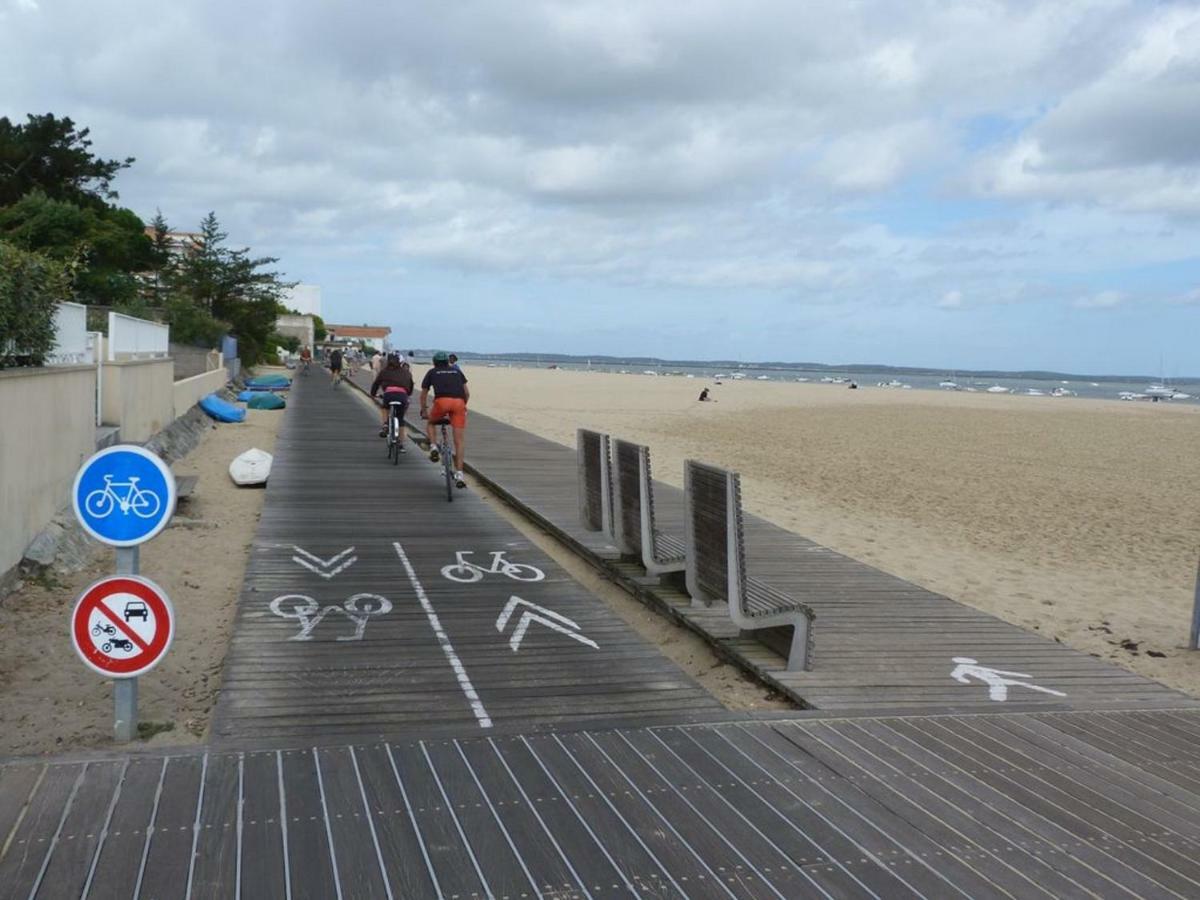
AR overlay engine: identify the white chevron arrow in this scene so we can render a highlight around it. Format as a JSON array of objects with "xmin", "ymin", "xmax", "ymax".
[
  {"xmin": 291, "ymin": 546, "xmax": 357, "ymax": 579},
  {"xmin": 495, "ymin": 596, "xmax": 599, "ymax": 652}
]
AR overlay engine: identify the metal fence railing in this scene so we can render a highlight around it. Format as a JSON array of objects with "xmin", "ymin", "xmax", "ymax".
[{"xmin": 108, "ymin": 311, "xmax": 169, "ymax": 361}]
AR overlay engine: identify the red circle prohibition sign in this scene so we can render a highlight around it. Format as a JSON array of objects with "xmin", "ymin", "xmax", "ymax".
[{"xmin": 71, "ymin": 575, "xmax": 175, "ymax": 678}]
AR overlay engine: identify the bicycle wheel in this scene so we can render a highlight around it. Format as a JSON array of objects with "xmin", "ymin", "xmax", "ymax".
[
  {"xmin": 84, "ymin": 489, "xmax": 115, "ymax": 519},
  {"xmin": 131, "ymin": 489, "xmax": 161, "ymax": 519},
  {"xmin": 440, "ymin": 563, "xmax": 483, "ymax": 583},
  {"xmin": 502, "ymin": 563, "xmax": 545, "ymax": 582},
  {"xmin": 440, "ymin": 430, "xmax": 454, "ymax": 502}
]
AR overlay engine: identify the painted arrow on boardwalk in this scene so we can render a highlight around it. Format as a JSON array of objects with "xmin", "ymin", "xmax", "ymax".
[
  {"xmin": 291, "ymin": 546, "xmax": 357, "ymax": 579},
  {"xmin": 496, "ymin": 596, "xmax": 599, "ymax": 653}
]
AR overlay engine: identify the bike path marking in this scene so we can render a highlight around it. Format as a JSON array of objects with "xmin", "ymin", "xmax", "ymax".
[
  {"xmin": 71, "ymin": 576, "xmax": 175, "ymax": 677},
  {"xmin": 393, "ymin": 541, "xmax": 493, "ymax": 729},
  {"xmin": 291, "ymin": 545, "xmax": 357, "ymax": 579},
  {"xmin": 441, "ymin": 550, "xmax": 544, "ymax": 583},
  {"xmin": 496, "ymin": 597, "xmax": 599, "ymax": 652}
]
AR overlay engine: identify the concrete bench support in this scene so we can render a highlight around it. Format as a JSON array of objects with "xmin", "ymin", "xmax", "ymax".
[
  {"xmin": 577, "ymin": 429, "xmax": 613, "ymax": 534},
  {"xmin": 684, "ymin": 460, "xmax": 815, "ymax": 672}
]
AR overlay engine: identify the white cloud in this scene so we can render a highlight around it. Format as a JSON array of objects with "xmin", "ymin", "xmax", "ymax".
[
  {"xmin": 938, "ymin": 290, "xmax": 964, "ymax": 309},
  {"xmin": 1073, "ymin": 290, "xmax": 1126, "ymax": 309}
]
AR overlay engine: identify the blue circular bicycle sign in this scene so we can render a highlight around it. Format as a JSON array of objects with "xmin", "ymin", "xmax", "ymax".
[{"xmin": 72, "ymin": 445, "xmax": 176, "ymax": 547}]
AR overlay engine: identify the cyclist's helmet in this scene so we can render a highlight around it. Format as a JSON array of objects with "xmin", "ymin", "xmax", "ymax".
[
  {"xmin": 432, "ymin": 350, "xmax": 450, "ymax": 364},
  {"xmin": 388, "ymin": 351, "xmax": 405, "ymax": 364}
]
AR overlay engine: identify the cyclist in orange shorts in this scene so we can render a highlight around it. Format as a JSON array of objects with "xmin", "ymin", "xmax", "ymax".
[{"xmin": 419, "ymin": 350, "xmax": 469, "ymax": 489}]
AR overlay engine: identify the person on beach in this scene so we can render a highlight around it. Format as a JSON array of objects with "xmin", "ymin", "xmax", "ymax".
[
  {"xmin": 449, "ymin": 353, "xmax": 462, "ymax": 372},
  {"xmin": 371, "ymin": 352, "xmax": 415, "ymax": 445},
  {"xmin": 698, "ymin": 388, "xmax": 710, "ymax": 401},
  {"xmin": 420, "ymin": 350, "xmax": 469, "ymax": 489}
]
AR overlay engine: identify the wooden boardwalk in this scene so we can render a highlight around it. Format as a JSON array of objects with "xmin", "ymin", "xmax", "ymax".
[
  {"xmin": 390, "ymin": 391, "xmax": 1199, "ymax": 714},
  {"xmin": 211, "ymin": 372, "xmax": 726, "ymax": 746},
  {"xmin": 7, "ymin": 369, "xmax": 1200, "ymax": 898},
  {"xmin": 5, "ymin": 709, "xmax": 1200, "ymax": 899}
]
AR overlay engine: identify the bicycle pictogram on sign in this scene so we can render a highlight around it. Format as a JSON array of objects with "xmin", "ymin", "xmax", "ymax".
[{"xmin": 84, "ymin": 475, "xmax": 163, "ymax": 520}]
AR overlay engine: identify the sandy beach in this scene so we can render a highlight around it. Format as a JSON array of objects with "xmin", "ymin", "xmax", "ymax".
[{"xmin": 466, "ymin": 366, "xmax": 1200, "ymax": 697}]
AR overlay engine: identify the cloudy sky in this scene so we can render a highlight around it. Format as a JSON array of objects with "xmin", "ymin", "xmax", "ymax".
[{"xmin": 4, "ymin": 0, "xmax": 1200, "ymax": 374}]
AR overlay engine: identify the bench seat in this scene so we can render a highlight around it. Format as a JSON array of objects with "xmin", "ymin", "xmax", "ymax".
[
  {"xmin": 745, "ymin": 577, "xmax": 803, "ymax": 619},
  {"xmin": 654, "ymin": 531, "xmax": 686, "ymax": 563}
]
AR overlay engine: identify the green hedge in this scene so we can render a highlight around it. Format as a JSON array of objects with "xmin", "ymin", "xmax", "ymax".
[{"xmin": 0, "ymin": 243, "xmax": 69, "ymax": 368}]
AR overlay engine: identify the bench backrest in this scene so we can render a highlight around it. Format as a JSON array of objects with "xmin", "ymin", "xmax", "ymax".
[
  {"xmin": 612, "ymin": 438, "xmax": 645, "ymax": 555},
  {"xmin": 684, "ymin": 460, "xmax": 734, "ymax": 606},
  {"xmin": 576, "ymin": 429, "xmax": 612, "ymax": 534}
]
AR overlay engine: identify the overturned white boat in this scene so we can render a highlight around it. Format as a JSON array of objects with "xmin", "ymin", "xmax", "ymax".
[
  {"xmin": 230, "ymin": 448, "xmax": 273, "ymax": 486},
  {"xmin": 986, "ymin": 385, "xmax": 1011, "ymax": 394}
]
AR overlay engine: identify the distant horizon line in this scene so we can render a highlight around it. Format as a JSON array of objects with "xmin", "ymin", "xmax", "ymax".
[{"xmin": 390, "ymin": 348, "xmax": 1196, "ymax": 383}]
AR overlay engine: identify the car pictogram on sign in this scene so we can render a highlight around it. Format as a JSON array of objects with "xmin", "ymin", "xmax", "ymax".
[{"xmin": 124, "ymin": 600, "xmax": 148, "ymax": 622}]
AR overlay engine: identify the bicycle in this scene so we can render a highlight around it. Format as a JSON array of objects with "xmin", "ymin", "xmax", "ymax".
[
  {"xmin": 429, "ymin": 416, "xmax": 456, "ymax": 501},
  {"xmin": 84, "ymin": 475, "xmax": 162, "ymax": 520},
  {"xmin": 385, "ymin": 399, "xmax": 408, "ymax": 465},
  {"xmin": 441, "ymin": 551, "xmax": 545, "ymax": 583}
]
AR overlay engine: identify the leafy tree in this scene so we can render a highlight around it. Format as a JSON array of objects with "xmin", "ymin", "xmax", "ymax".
[
  {"xmin": 312, "ymin": 313, "xmax": 327, "ymax": 341},
  {"xmin": 0, "ymin": 243, "xmax": 72, "ymax": 368},
  {"xmin": 0, "ymin": 189, "xmax": 152, "ymax": 305},
  {"xmin": 0, "ymin": 113, "xmax": 134, "ymax": 208},
  {"xmin": 171, "ymin": 211, "xmax": 293, "ymax": 364},
  {"xmin": 146, "ymin": 209, "xmax": 175, "ymax": 302}
]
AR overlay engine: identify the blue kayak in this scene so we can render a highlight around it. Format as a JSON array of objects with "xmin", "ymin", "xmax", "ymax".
[
  {"xmin": 245, "ymin": 374, "xmax": 291, "ymax": 390},
  {"xmin": 237, "ymin": 390, "xmax": 254, "ymax": 401},
  {"xmin": 247, "ymin": 393, "xmax": 286, "ymax": 410},
  {"xmin": 199, "ymin": 393, "xmax": 246, "ymax": 423}
]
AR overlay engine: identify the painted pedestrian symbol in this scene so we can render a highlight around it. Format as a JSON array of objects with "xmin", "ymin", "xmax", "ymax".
[
  {"xmin": 73, "ymin": 445, "xmax": 176, "ymax": 547},
  {"xmin": 71, "ymin": 576, "xmax": 175, "ymax": 678},
  {"xmin": 269, "ymin": 593, "xmax": 392, "ymax": 641},
  {"xmin": 950, "ymin": 657, "xmax": 1067, "ymax": 702},
  {"xmin": 291, "ymin": 545, "xmax": 357, "ymax": 579},
  {"xmin": 442, "ymin": 550, "xmax": 545, "ymax": 583},
  {"xmin": 496, "ymin": 596, "xmax": 598, "ymax": 652}
]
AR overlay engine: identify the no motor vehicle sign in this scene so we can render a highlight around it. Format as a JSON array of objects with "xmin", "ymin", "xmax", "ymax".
[{"xmin": 71, "ymin": 576, "xmax": 175, "ymax": 678}]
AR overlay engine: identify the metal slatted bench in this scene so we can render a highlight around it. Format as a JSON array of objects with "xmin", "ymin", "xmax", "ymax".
[
  {"xmin": 576, "ymin": 428, "xmax": 613, "ymax": 534},
  {"xmin": 612, "ymin": 438, "xmax": 686, "ymax": 577},
  {"xmin": 684, "ymin": 460, "xmax": 814, "ymax": 671}
]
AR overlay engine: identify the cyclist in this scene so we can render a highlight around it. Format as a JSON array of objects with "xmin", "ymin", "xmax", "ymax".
[
  {"xmin": 419, "ymin": 350, "xmax": 469, "ymax": 489},
  {"xmin": 299, "ymin": 345, "xmax": 312, "ymax": 374},
  {"xmin": 329, "ymin": 347, "xmax": 344, "ymax": 384},
  {"xmin": 371, "ymin": 352, "xmax": 414, "ymax": 447}
]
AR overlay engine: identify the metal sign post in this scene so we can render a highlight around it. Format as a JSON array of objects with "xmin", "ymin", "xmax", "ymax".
[
  {"xmin": 71, "ymin": 444, "xmax": 175, "ymax": 744},
  {"xmin": 114, "ymin": 546, "xmax": 140, "ymax": 742},
  {"xmin": 1190, "ymin": 553, "xmax": 1200, "ymax": 651}
]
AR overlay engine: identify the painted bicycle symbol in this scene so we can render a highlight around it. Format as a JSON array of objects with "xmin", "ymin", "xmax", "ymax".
[
  {"xmin": 441, "ymin": 551, "xmax": 545, "ymax": 584},
  {"xmin": 269, "ymin": 593, "xmax": 393, "ymax": 641},
  {"xmin": 83, "ymin": 475, "xmax": 162, "ymax": 520}
]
